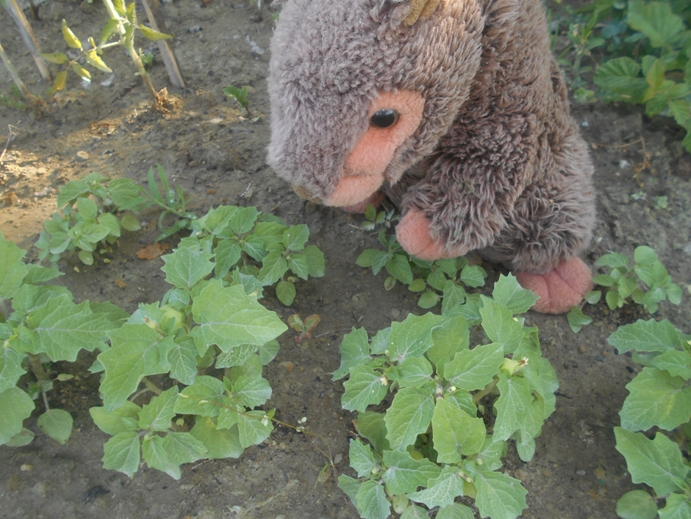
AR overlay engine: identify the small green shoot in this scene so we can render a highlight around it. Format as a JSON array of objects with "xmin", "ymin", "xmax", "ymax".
[{"xmin": 223, "ymin": 86, "xmax": 250, "ymax": 114}]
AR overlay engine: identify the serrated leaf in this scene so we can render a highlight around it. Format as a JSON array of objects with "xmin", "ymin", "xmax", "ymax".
[
  {"xmin": 162, "ymin": 432, "xmax": 207, "ymax": 466},
  {"xmin": 474, "ymin": 470, "xmax": 528, "ymax": 519},
  {"xmin": 258, "ymin": 251, "xmax": 288, "ymax": 286},
  {"xmin": 408, "ymin": 466, "xmax": 465, "ymax": 509},
  {"xmin": 394, "ymin": 356, "xmax": 433, "ymax": 388},
  {"xmin": 491, "ymin": 274, "xmax": 538, "ymax": 314},
  {"xmin": 143, "ymin": 435, "xmax": 180, "ymax": 479},
  {"xmin": 480, "ymin": 297, "xmax": 524, "ymax": 353},
  {"xmin": 493, "ymin": 375, "xmax": 541, "ymax": 441},
  {"xmin": 190, "ymin": 280, "xmax": 287, "ymax": 353},
  {"xmin": 162, "ymin": 246, "xmax": 214, "ymax": 289},
  {"xmin": 355, "ymin": 480, "xmax": 390, "ymax": 519},
  {"xmin": 190, "ymin": 417, "xmax": 243, "ymax": 459},
  {"xmin": 28, "ymin": 296, "xmax": 113, "ymax": 361},
  {"xmin": 37, "ymin": 408, "xmax": 73, "ymax": 444},
  {"xmin": 175, "ymin": 375, "xmax": 225, "ymax": 417},
  {"xmin": 0, "ymin": 346, "xmax": 26, "ymax": 393},
  {"xmin": 427, "ymin": 315, "xmax": 469, "ymax": 370},
  {"xmin": 385, "ymin": 387, "xmax": 435, "ymax": 450},
  {"xmin": 0, "ymin": 234, "xmax": 28, "ymax": 300},
  {"xmin": 237, "ymin": 410, "xmax": 273, "ymax": 448},
  {"xmin": 102, "ymin": 431, "xmax": 141, "ymax": 477},
  {"xmin": 338, "ymin": 474, "xmax": 361, "ymax": 505},
  {"xmin": 388, "ymin": 313, "xmax": 445, "ymax": 363},
  {"xmin": 168, "ymin": 337, "xmax": 198, "ymax": 386},
  {"xmin": 616, "ymin": 490, "xmax": 658, "ymax": 519},
  {"xmin": 460, "ymin": 264, "xmax": 486, "ymax": 288},
  {"xmin": 282, "ymin": 224, "xmax": 309, "ymax": 251},
  {"xmin": 139, "ymin": 386, "xmax": 178, "ymax": 431},
  {"xmin": 89, "ymin": 402, "xmax": 141, "ymax": 435},
  {"xmin": 608, "ymin": 319, "xmax": 682, "ymax": 353},
  {"xmin": 596, "ymin": 252, "xmax": 629, "ymax": 268},
  {"xmin": 652, "ymin": 350, "xmax": 691, "ymax": 380},
  {"xmin": 334, "ymin": 327, "xmax": 370, "ymax": 380},
  {"xmin": 436, "ymin": 504, "xmax": 475, "ymax": 519},
  {"xmin": 387, "ymin": 254, "xmax": 413, "ymax": 284},
  {"xmin": 342, "ymin": 366, "xmax": 388, "ymax": 412},
  {"xmin": 627, "ymin": 0, "xmax": 684, "ymax": 49},
  {"xmin": 349, "ymin": 439, "xmax": 377, "ymax": 478},
  {"xmin": 614, "ymin": 428, "xmax": 688, "ymax": 496},
  {"xmin": 443, "ymin": 343, "xmax": 504, "ymax": 391},
  {"xmin": 100, "ymin": 324, "xmax": 175, "ymax": 411},
  {"xmin": 229, "ymin": 206, "xmax": 259, "ymax": 234},
  {"xmin": 0, "ymin": 387, "xmax": 35, "ymax": 444},
  {"xmin": 232, "ymin": 374, "xmax": 272, "ymax": 408},
  {"xmin": 381, "ymin": 449, "xmax": 442, "ymax": 495},
  {"xmin": 595, "ymin": 57, "xmax": 648, "ymax": 103},
  {"xmin": 620, "ymin": 367, "xmax": 691, "ymax": 431},
  {"xmin": 401, "ymin": 505, "xmax": 430, "ymax": 519},
  {"xmin": 432, "ymin": 398, "xmax": 485, "ymax": 463}
]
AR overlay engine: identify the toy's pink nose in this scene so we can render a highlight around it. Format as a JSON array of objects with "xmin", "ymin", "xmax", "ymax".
[{"xmin": 292, "ymin": 185, "xmax": 322, "ymax": 203}]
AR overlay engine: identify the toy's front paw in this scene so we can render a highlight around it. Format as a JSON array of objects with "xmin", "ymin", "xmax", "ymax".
[
  {"xmin": 515, "ymin": 257, "xmax": 593, "ymax": 314},
  {"xmin": 396, "ymin": 208, "xmax": 455, "ymax": 260},
  {"xmin": 342, "ymin": 191, "xmax": 386, "ymax": 214}
]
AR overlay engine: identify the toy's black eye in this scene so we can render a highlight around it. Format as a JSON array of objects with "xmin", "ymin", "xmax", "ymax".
[{"xmin": 370, "ymin": 109, "xmax": 399, "ymax": 128}]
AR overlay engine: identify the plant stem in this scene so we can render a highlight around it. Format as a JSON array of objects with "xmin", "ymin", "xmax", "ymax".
[
  {"xmin": 3, "ymin": 0, "xmax": 50, "ymax": 81},
  {"xmin": 473, "ymin": 376, "xmax": 498, "ymax": 406},
  {"xmin": 0, "ymin": 42, "xmax": 44, "ymax": 115},
  {"xmin": 141, "ymin": 376, "xmax": 163, "ymax": 396},
  {"xmin": 27, "ymin": 353, "xmax": 51, "ymax": 411}
]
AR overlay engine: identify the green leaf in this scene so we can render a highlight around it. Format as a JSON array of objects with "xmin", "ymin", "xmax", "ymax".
[
  {"xmin": 89, "ymin": 402, "xmax": 141, "ymax": 435},
  {"xmin": 652, "ymin": 349, "xmax": 691, "ymax": 380},
  {"xmin": 436, "ymin": 504, "xmax": 475, "ymax": 519},
  {"xmin": 190, "ymin": 417, "xmax": 243, "ymax": 459},
  {"xmin": 175, "ymin": 375, "xmax": 225, "ymax": 417},
  {"xmin": 61, "ymin": 19, "xmax": 82, "ymax": 49},
  {"xmin": 342, "ymin": 366, "xmax": 388, "ymax": 412},
  {"xmin": 616, "ymin": 490, "xmax": 658, "ymax": 519},
  {"xmin": 474, "ymin": 470, "xmax": 528, "ymax": 519},
  {"xmin": 228, "ymin": 206, "xmax": 259, "ymax": 234},
  {"xmin": 139, "ymin": 386, "xmax": 178, "ymax": 431},
  {"xmin": 614, "ymin": 428, "xmax": 688, "ymax": 496},
  {"xmin": 595, "ymin": 252, "xmax": 629, "ymax": 269},
  {"xmin": 627, "ymin": 0, "xmax": 684, "ymax": 49},
  {"xmin": 493, "ymin": 375, "xmax": 541, "ymax": 441},
  {"xmin": 0, "ymin": 234, "xmax": 28, "ymax": 300},
  {"xmin": 142, "ymin": 435, "xmax": 180, "ymax": 479},
  {"xmin": 139, "ymin": 24, "xmax": 172, "ymax": 41},
  {"xmin": 443, "ymin": 343, "xmax": 504, "ymax": 392},
  {"xmin": 258, "ymin": 339, "xmax": 280, "ymax": 365},
  {"xmin": 275, "ymin": 280, "xmax": 296, "ymax": 306},
  {"xmin": 258, "ymin": 251, "xmax": 289, "ymax": 286},
  {"xmin": 620, "ymin": 367, "xmax": 691, "ymax": 431},
  {"xmin": 102, "ymin": 431, "xmax": 141, "ymax": 477},
  {"xmin": 634, "ymin": 246, "xmax": 658, "ymax": 265},
  {"xmin": 216, "ymin": 345, "xmax": 256, "ymax": 369},
  {"xmin": 427, "ymin": 315, "xmax": 469, "ymax": 370},
  {"xmin": 282, "ymin": 224, "xmax": 309, "ymax": 251},
  {"xmin": 301, "ymin": 245, "xmax": 325, "ymax": 277},
  {"xmin": 608, "ymin": 319, "xmax": 682, "ymax": 353},
  {"xmin": 418, "ymin": 290, "xmax": 440, "ymax": 309},
  {"xmin": 237, "ymin": 410, "xmax": 273, "ymax": 448},
  {"xmin": 233, "ymin": 374, "xmax": 272, "ymax": 408},
  {"xmin": 334, "ymin": 327, "xmax": 370, "ymax": 380},
  {"xmin": 595, "ymin": 57, "xmax": 648, "ymax": 103},
  {"xmin": 659, "ymin": 494, "xmax": 691, "ymax": 519},
  {"xmin": 338, "ymin": 474, "xmax": 361, "ymax": 506},
  {"xmin": 386, "ymin": 254, "xmax": 413, "ymax": 285},
  {"xmin": 480, "ymin": 297, "xmax": 524, "ymax": 353},
  {"xmin": 161, "ymin": 246, "xmax": 214, "ymax": 289},
  {"xmin": 28, "ymin": 296, "xmax": 114, "ymax": 361},
  {"xmin": 355, "ymin": 480, "xmax": 390, "ymax": 519},
  {"xmin": 492, "ymin": 274, "xmax": 538, "ymax": 314},
  {"xmin": 162, "ymin": 432, "xmax": 207, "ymax": 466},
  {"xmin": 56, "ymin": 180, "xmax": 89, "ymax": 208},
  {"xmin": 460, "ymin": 264, "xmax": 486, "ymax": 288},
  {"xmin": 37, "ymin": 408, "xmax": 73, "ymax": 444},
  {"xmin": 409, "ymin": 278, "xmax": 427, "ymax": 292},
  {"xmin": 432, "ymin": 398, "xmax": 485, "ymax": 463},
  {"xmin": 385, "ymin": 387, "xmax": 435, "ymax": 450},
  {"xmin": 0, "ymin": 346, "xmax": 26, "ymax": 393},
  {"xmin": 388, "ymin": 313, "xmax": 445, "ymax": 363},
  {"xmin": 349, "ymin": 439, "xmax": 377, "ymax": 478},
  {"xmin": 567, "ymin": 306, "xmax": 593, "ymax": 333},
  {"xmin": 0, "ymin": 388, "xmax": 35, "ymax": 444},
  {"xmin": 42, "ymin": 52, "xmax": 69, "ymax": 64},
  {"xmin": 394, "ymin": 356, "xmax": 433, "ymax": 388},
  {"xmin": 381, "ymin": 449, "xmax": 442, "ymax": 495},
  {"xmin": 190, "ymin": 281, "xmax": 287, "ymax": 354},
  {"xmin": 356, "ymin": 249, "xmax": 393, "ymax": 276},
  {"xmin": 357, "ymin": 411, "xmax": 391, "ymax": 453},
  {"xmin": 168, "ymin": 337, "xmax": 198, "ymax": 386},
  {"xmin": 287, "ymin": 254, "xmax": 310, "ymax": 280},
  {"xmin": 100, "ymin": 324, "xmax": 175, "ymax": 411},
  {"xmin": 400, "ymin": 505, "xmax": 430, "ymax": 519},
  {"xmin": 408, "ymin": 466, "xmax": 465, "ymax": 509},
  {"xmin": 23, "ymin": 264, "xmax": 62, "ymax": 285}
]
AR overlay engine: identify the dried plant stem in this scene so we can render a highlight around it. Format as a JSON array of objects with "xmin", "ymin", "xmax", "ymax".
[
  {"xmin": 140, "ymin": 0, "xmax": 185, "ymax": 88},
  {"xmin": 0, "ymin": 42, "xmax": 43, "ymax": 115},
  {"xmin": 3, "ymin": 0, "xmax": 50, "ymax": 81}
]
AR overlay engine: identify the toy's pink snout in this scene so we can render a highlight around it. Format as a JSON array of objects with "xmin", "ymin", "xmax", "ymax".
[{"xmin": 325, "ymin": 90, "xmax": 425, "ymax": 207}]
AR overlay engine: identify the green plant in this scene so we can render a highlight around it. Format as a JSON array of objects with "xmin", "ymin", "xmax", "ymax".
[
  {"xmin": 223, "ymin": 85, "xmax": 250, "ymax": 114},
  {"xmin": 356, "ymin": 230, "xmax": 487, "ymax": 309},
  {"xmin": 43, "ymin": 0, "xmax": 171, "ymax": 104},
  {"xmin": 335, "ymin": 274, "xmax": 558, "ymax": 519},
  {"xmin": 0, "ymin": 231, "xmax": 125, "ymax": 446},
  {"xmin": 592, "ymin": 0, "xmax": 691, "ymax": 150},
  {"xmin": 34, "ymin": 172, "xmax": 147, "ymax": 265},
  {"xmin": 141, "ymin": 164, "xmax": 197, "ymax": 240},
  {"xmin": 609, "ymin": 319, "xmax": 691, "ymax": 519}
]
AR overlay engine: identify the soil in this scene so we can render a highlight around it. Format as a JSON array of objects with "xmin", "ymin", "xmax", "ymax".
[{"xmin": 1, "ymin": 1, "xmax": 690, "ymax": 519}]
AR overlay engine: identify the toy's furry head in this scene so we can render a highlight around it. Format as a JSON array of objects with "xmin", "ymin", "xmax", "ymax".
[{"xmin": 267, "ymin": 0, "xmax": 484, "ymax": 206}]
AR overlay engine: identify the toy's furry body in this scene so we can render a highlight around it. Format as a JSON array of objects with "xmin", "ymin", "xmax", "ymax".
[{"xmin": 267, "ymin": 0, "xmax": 596, "ymax": 313}]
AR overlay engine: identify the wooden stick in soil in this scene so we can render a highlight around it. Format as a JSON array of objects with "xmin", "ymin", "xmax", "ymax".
[
  {"xmin": 3, "ymin": 0, "xmax": 50, "ymax": 81},
  {"xmin": 0, "ymin": 42, "xmax": 43, "ymax": 115},
  {"xmin": 139, "ymin": 0, "xmax": 185, "ymax": 89}
]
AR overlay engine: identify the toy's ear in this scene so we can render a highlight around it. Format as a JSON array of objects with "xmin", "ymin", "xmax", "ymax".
[{"xmin": 371, "ymin": 0, "xmax": 441, "ymax": 26}]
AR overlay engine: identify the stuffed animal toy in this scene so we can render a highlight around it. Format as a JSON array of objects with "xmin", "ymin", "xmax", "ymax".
[{"xmin": 266, "ymin": 0, "xmax": 596, "ymax": 314}]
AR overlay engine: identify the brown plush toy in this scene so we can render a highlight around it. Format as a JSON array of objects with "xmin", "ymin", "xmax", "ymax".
[{"xmin": 267, "ymin": 0, "xmax": 596, "ymax": 314}]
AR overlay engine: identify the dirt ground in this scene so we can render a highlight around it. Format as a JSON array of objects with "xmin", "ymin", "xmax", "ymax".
[{"xmin": 1, "ymin": 1, "xmax": 690, "ymax": 518}]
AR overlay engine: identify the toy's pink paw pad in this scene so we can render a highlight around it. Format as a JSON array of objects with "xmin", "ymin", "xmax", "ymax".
[
  {"xmin": 515, "ymin": 257, "xmax": 593, "ymax": 314},
  {"xmin": 342, "ymin": 191, "xmax": 386, "ymax": 214},
  {"xmin": 396, "ymin": 208, "xmax": 450, "ymax": 261}
]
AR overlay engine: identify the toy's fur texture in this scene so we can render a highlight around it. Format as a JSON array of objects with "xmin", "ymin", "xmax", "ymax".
[{"xmin": 267, "ymin": 0, "xmax": 596, "ymax": 313}]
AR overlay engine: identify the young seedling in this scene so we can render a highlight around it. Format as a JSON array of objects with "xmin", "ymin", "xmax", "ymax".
[
  {"xmin": 223, "ymin": 86, "xmax": 251, "ymax": 115},
  {"xmin": 287, "ymin": 314, "xmax": 321, "ymax": 343}
]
